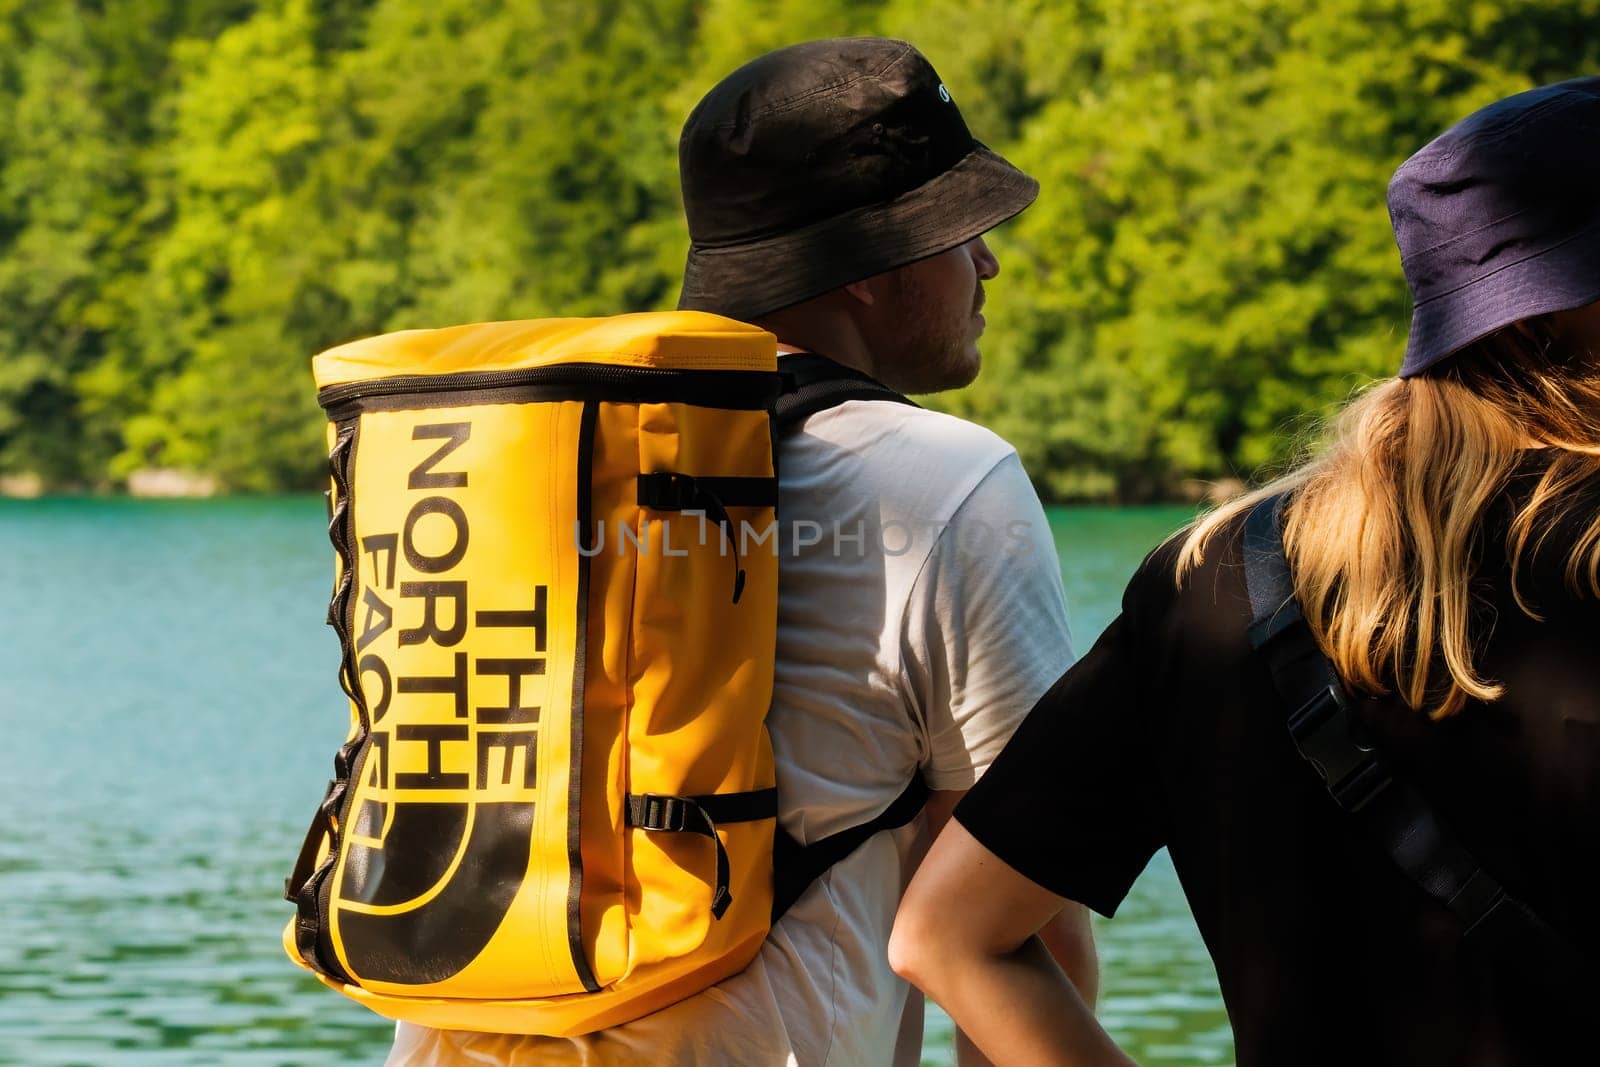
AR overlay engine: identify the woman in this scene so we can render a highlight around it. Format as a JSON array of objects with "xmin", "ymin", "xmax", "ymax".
[{"xmin": 890, "ymin": 78, "xmax": 1600, "ymax": 1066}]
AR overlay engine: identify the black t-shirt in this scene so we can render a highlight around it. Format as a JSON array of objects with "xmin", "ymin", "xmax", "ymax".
[{"xmin": 957, "ymin": 476, "xmax": 1600, "ymax": 1066}]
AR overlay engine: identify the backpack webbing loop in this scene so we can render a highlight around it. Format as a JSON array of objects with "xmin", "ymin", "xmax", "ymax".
[{"xmin": 626, "ymin": 788, "xmax": 779, "ymax": 920}]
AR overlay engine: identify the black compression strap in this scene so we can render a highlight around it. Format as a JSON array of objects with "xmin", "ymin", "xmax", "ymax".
[
  {"xmin": 667, "ymin": 788, "xmax": 779, "ymax": 824},
  {"xmin": 625, "ymin": 788, "xmax": 777, "ymax": 920},
  {"xmin": 770, "ymin": 773, "xmax": 929, "ymax": 921},
  {"xmin": 636, "ymin": 473, "xmax": 778, "ymax": 510},
  {"xmin": 636, "ymin": 473, "xmax": 776, "ymax": 603},
  {"xmin": 775, "ymin": 353, "xmax": 918, "ymax": 431},
  {"xmin": 1241, "ymin": 495, "xmax": 1591, "ymax": 994}
]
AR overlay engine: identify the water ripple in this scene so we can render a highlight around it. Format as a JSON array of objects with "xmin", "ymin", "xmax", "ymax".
[{"xmin": 2, "ymin": 498, "xmax": 1223, "ymax": 1066}]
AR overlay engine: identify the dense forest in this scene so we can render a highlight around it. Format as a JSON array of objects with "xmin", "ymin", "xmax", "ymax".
[{"xmin": 2, "ymin": 0, "xmax": 1597, "ymax": 500}]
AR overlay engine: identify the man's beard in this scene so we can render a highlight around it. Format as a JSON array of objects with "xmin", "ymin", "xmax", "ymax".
[{"xmin": 869, "ymin": 277, "xmax": 984, "ymax": 396}]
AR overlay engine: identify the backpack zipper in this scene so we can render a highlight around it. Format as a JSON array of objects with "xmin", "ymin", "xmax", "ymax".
[{"xmin": 318, "ymin": 363, "xmax": 781, "ymax": 415}]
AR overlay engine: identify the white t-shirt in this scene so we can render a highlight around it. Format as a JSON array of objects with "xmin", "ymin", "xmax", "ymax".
[{"xmin": 387, "ymin": 397, "xmax": 1074, "ymax": 1067}]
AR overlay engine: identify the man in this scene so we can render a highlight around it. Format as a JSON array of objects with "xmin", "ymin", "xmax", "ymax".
[{"xmin": 388, "ymin": 37, "xmax": 1094, "ymax": 1066}]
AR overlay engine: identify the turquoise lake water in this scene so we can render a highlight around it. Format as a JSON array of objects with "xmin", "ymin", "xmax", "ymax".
[{"xmin": 0, "ymin": 498, "xmax": 1230, "ymax": 1066}]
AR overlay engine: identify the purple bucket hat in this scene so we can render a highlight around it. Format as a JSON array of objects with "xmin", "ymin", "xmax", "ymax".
[{"xmin": 1389, "ymin": 76, "xmax": 1600, "ymax": 378}]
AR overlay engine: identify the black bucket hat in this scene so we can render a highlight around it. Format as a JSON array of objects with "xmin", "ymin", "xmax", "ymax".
[
  {"xmin": 1389, "ymin": 76, "xmax": 1600, "ymax": 378},
  {"xmin": 677, "ymin": 37, "xmax": 1039, "ymax": 321}
]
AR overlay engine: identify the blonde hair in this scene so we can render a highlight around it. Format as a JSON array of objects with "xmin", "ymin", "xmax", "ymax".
[{"xmin": 1178, "ymin": 318, "xmax": 1600, "ymax": 719}]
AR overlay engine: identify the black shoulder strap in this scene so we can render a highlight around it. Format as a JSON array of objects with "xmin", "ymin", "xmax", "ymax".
[
  {"xmin": 764, "ymin": 353, "xmax": 926, "ymax": 921},
  {"xmin": 770, "ymin": 773, "xmax": 929, "ymax": 921},
  {"xmin": 775, "ymin": 352, "xmax": 918, "ymax": 431},
  {"xmin": 1241, "ymin": 494, "xmax": 1592, "ymax": 1000}
]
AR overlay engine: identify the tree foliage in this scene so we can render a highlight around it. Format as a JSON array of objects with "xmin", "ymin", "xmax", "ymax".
[{"xmin": 2, "ymin": 0, "xmax": 1597, "ymax": 497}]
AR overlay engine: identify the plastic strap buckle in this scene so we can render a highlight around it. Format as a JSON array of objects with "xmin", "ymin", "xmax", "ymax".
[
  {"xmin": 1286, "ymin": 684, "xmax": 1392, "ymax": 812},
  {"xmin": 637, "ymin": 472, "xmax": 697, "ymax": 510},
  {"xmin": 638, "ymin": 793, "xmax": 695, "ymax": 833}
]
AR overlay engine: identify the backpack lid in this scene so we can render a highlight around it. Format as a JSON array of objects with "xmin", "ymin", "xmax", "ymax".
[{"xmin": 312, "ymin": 311, "xmax": 777, "ymax": 390}]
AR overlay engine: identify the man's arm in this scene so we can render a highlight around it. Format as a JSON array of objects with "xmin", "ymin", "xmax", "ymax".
[{"xmin": 920, "ymin": 790, "xmax": 1100, "ymax": 1066}]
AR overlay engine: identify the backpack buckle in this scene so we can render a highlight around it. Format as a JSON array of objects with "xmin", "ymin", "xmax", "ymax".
[
  {"xmin": 637, "ymin": 472, "xmax": 697, "ymax": 510},
  {"xmin": 1287, "ymin": 684, "xmax": 1392, "ymax": 812},
  {"xmin": 638, "ymin": 793, "xmax": 694, "ymax": 832}
]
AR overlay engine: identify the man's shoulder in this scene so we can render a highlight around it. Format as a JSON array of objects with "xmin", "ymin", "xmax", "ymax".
[
  {"xmin": 797, "ymin": 399, "xmax": 1018, "ymax": 499},
  {"xmin": 818, "ymin": 397, "xmax": 1010, "ymax": 445},
  {"xmin": 781, "ymin": 401, "xmax": 1024, "ymax": 531}
]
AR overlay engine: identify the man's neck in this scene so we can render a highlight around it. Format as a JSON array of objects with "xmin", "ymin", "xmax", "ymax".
[{"xmin": 754, "ymin": 306, "xmax": 878, "ymax": 379}]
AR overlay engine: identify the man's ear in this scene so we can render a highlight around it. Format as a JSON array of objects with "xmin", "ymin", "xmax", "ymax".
[{"xmin": 842, "ymin": 278, "xmax": 877, "ymax": 307}]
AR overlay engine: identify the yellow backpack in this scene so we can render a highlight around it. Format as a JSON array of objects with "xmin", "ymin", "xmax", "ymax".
[{"xmin": 282, "ymin": 312, "xmax": 925, "ymax": 1036}]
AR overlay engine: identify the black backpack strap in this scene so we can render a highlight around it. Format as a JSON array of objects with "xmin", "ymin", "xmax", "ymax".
[
  {"xmin": 765, "ymin": 353, "xmax": 925, "ymax": 920},
  {"xmin": 1241, "ymin": 494, "xmax": 1591, "ymax": 995},
  {"xmin": 775, "ymin": 352, "xmax": 918, "ymax": 431},
  {"xmin": 771, "ymin": 772, "xmax": 929, "ymax": 921}
]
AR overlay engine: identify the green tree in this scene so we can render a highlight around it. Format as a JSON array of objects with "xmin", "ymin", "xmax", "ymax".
[
  {"xmin": 4, "ymin": 0, "xmax": 1600, "ymax": 497},
  {"xmin": 115, "ymin": 0, "xmax": 330, "ymax": 489},
  {"xmin": 0, "ymin": 1, "xmax": 134, "ymax": 485},
  {"xmin": 937, "ymin": 0, "xmax": 1600, "ymax": 499}
]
